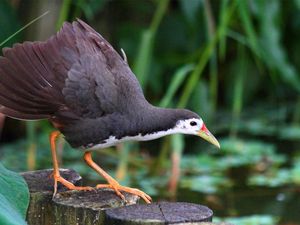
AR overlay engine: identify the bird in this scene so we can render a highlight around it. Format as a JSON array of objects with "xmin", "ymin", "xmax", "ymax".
[{"xmin": 0, "ymin": 19, "xmax": 220, "ymax": 203}]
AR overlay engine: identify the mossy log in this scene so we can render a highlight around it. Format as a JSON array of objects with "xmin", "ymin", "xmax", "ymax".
[{"xmin": 21, "ymin": 169, "xmax": 233, "ymax": 225}]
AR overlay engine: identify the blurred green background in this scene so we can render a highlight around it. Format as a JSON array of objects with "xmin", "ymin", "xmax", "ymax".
[{"xmin": 0, "ymin": 0, "xmax": 300, "ymax": 224}]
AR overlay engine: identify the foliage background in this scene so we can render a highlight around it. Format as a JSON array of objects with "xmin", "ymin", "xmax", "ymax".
[{"xmin": 0, "ymin": 0, "xmax": 300, "ymax": 224}]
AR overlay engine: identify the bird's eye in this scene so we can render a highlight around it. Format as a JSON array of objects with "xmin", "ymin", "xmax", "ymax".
[{"xmin": 190, "ymin": 121, "xmax": 197, "ymax": 126}]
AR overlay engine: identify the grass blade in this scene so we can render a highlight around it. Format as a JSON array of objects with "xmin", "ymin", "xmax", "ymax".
[
  {"xmin": 230, "ymin": 44, "xmax": 246, "ymax": 137},
  {"xmin": 159, "ymin": 64, "xmax": 194, "ymax": 108},
  {"xmin": 26, "ymin": 121, "xmax": 36, "ymax": 170},
  {"xmin": 237, "ymin": 0, "xmax": 260, "ymax": 57},
  {"xmin": 56, "ymin": 0, "xmax": 72, "ymax": 30},
  {"xmin": 204, "ymin": 0, "xmax": 218, "ymax": 112},
  {"xmin": 219, "ymin": 0, "xmax": 229, "ymax": 60},
  {"xmin": 178, "ymin": 0, "xmax": 236, "ymax": 108},
  {"xmin": 133, "ymin": 0, "xmax": 170, "ymax": 87},
  {"xmin": 0, "ymin": 11, "xmax": 49, "ymax": 47}
]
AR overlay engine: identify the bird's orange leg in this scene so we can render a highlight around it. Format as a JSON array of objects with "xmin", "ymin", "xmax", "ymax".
[
  {"xmin": 83, "ymin": 151, "xmax": 152, "ymax": 203},
  {"xmin": 50, "ymin": 131, "xmax": 93, "ymax": 196}
]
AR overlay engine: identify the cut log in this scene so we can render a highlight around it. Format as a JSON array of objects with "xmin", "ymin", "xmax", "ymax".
[
  {"xmin": 22, "ymin": 169, "xmax": 138, "ymax": 225},
  {"xmin": 22, "ymin": 169, "xmax": 233, "ymax": 225},
  {"xmin": 104, "ymin": 202, "xmax": 213, "ymax": 224}
]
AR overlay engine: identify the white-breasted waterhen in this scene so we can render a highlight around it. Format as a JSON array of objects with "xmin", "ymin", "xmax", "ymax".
[{"xmin": 0, "ymin": 19, "xmax": 220, "ymax": 203}]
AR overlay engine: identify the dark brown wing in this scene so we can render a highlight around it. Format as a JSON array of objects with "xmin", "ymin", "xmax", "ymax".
[
  {"xmin": 60, "ymin": 19, "xmax": 122, "ymax": 119},
  {"xmin": 0, "ymin": 19, "xmax": 146, "ymax": 124},
  {"xmin": 0, "ymin": 22, "xmax": 75, "ymax": 120}
]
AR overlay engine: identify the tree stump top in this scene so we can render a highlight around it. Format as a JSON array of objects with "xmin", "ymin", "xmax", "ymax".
[
  {"xmin": 105, "ymin": 202, "xmax": 213, "ymax": 224},
  {"xmin": 54, "ymin": 189, "xmax": 139, "ymax": 210},
  {"xmin": 22, "ymin": 169, "xmax": 228, "ymax": 225},
  {"xmin": 21, "ymin": 169, "xmax": 82, "ymax": 192},
  {"xmin": 23, "ymin": 169, "xmax": 139, "ymax": 225}
]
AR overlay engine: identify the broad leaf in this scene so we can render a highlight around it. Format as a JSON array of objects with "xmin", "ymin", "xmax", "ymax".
[{"xmin": 0, "ymin": 163, "xmax": 29, "ymax": 225}]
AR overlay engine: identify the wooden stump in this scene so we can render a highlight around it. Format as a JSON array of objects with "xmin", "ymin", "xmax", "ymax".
[
  {"xmin": 22, "ymin": 169, "xmax": 138, "ymax": 225},
  {"xmin": 105, "ymin": 202, "xmax": 213, "ymax": 224},
  {"xmin": 22, "ymin": 169, "xmax": 233, "ymax": 225}
]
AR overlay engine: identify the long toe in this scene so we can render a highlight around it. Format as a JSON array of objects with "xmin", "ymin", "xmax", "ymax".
[
  {"xmin": 96, "ymin": 183, "xmax": 152, "ymax": 204},
  {"xmin": 55, "ymin": 175, "xmax": 93, "ymax": 192},
  {"xmin": 118, "ymin": 186, "xmax": 152, "ymax": 204}
]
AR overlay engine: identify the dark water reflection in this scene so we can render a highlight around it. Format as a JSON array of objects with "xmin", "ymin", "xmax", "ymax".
[{"xmin": 174, "ymin": 186, "xmax": 300, "ymax": 224}]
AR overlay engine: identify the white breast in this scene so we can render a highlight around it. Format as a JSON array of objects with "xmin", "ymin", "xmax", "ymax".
[{"xmin": 85, "ymin": 127, "xmax": 181, "ymax": 151}]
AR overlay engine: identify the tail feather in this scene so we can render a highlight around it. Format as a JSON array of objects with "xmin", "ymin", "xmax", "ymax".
[
  {"xmin": 0, "ymin": 94, "xmax": 51, "ymax": 114},
  {"xmin": 9, "ymin": 43, "xmax": 54, "ymax": 89},
  {"xmin": 0, "ymin": 106, "xmax": 49, "ymax": 120},
  {"xmin": 0, "ymin": 58, "xmax": 51, "ymax": 102},
  {"xmin": 2, "ymin": 47, "xmax": 48, "ymax": 92},
  {"xmin": 0, "ymin": 24, "xmax": 76, "ymax": 120},
  {"xmin": 0, "ymin": 20, "xmax": 91, "ymax": 121}
]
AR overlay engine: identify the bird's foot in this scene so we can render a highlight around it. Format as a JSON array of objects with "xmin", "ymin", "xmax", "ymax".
[
  {"xmin": 53, "ymin": 174, "xmax": 93, "ymax": 196},
  {"xmin": 96, "ymin": 182, "xmax": 152, "ymax": 204}
]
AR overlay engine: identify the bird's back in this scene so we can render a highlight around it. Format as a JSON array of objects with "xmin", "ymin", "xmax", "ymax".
[{"xmin": 0, "ymin": 19, "xmax": 148, "ymax": 147}]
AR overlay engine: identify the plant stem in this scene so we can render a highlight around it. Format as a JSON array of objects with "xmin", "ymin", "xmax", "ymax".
[
  {"xmin": 151, "ymin": 136, "xmax": 171, "ymax": 175},
  {"xmin": 178, "ymin": 0, "xmax": 236, "ymax": 108},
  {"xmin": 230, "ymin": 44, "xmax": 246, "ymax": 137},
  {"xmin": 293, "ymin": 97, "xmax": 300, "ymax": 124},
  {"xmin": 26, "ymin": 121, "xmax": 36, "ymax": 171},
  {"xmin": 204, "ymin": 0, "xmax": 218, "ymax": 113},
  {"xmin": 159, "ymin": 64, "xmax": 194, "ymax": 108},
  {"xmin": 56, "ymin": 0, "xmax": 72, "ymax": 30},
  {"xmin": 115, "ymin": 143, "xmax": 130, "ymax": 181},
  {"xmin": 219, "ymin": 0, "xmax": 229, "ymax": 60},
  {"xmin": 133, "ymin": 0, "xmax": 170, "ymax": 87}
]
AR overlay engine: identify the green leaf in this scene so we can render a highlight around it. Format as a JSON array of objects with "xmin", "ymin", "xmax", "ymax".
[
  {"xmin": 257, "ymin": 0, "xmax": 300, "ymax": 92},
  {"xmin": 81, "ymin": 0, "xmax": 108, "ymax": 20},
  {"xmin": 0, "ymin": 195, "xmax": 27, "ymax": 225},
  {"xmin": 279, "ymin": 125, "xmax": 300, "ymax": 140},
  {"xmin": 179, "ymin": 0, "xmax": 202, "ymax": 24},
  {"xmin": 294, "ymin": 0, "xmax": 300, "ymax": 8},
  {"xmin": 249, "ymin": 169, "xmax": 292, "ymax": 187},
  {"xmin": 178, "ymin": 0, "xmax": 236, "ymax": 108},
  {"xmin": 56, "ymin": 0, "xmax": 72, "ymax": 30},
  {"xmin": 133, "ymin": 30, "xmax": 154, "ymax": 87},
  {"xmin": 159, "ymin": 64, "xmax": 194, "ymax": 108},
  {"xmin": 180, "ymin": 174, "xmax": 232, "ymax": 194},
  {"xmin": 215, "ymin": 215, "xmax": 278, "ymax": 225},
  {"xmin": 133, "ymin": 0, "xmax": 169, "ymax": 88},
  {"xmin": 237, "ymin": 0, "xmax": 260, "ymax": 57},
  {"xmin": 218, "ymin": 0, "xmax": 229, "ymax": 60},
  {"xmin": 190, "ymin": 81, "xmax": 210, "ymax": 119},
  {"xmin": 0, "ymin": 163, "xmax": 29, "ymax": 225}
]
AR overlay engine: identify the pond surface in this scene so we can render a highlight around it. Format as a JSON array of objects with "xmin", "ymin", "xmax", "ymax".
[
  {"xmin": 175, "ymin": 187, "xmax": 300, "ymax": 224},
  {"xmin": 1, "ymin": 131, "xmax": 300, "ymax": 225}
]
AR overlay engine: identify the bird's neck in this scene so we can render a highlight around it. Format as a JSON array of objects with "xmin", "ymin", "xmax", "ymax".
[
  {"xmin": 87, "ymin": 107, "xmax": 184, "ymax": 150},
  {"xmin": 132, "ymin": 106, "xmax": 184, "ymax": 136}
]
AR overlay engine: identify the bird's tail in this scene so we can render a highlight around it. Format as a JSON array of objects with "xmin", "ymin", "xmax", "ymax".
[
  {"xmin": 0, "ymin": 43, "xmax": 59, "ymax": 120},
  {"xmin": 0, "ymin": 23, "xmax": 75, "ymax": 120}
]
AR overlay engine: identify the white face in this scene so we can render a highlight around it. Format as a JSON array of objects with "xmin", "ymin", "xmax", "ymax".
[{"xmin": 174, "ymin": 118, "xmax": 204, "ymax": 136}]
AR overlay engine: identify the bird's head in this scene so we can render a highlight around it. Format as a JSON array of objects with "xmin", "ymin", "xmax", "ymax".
[{"xmin": 172, "ymin": 110, "xmax": 220, "ymax": 148}]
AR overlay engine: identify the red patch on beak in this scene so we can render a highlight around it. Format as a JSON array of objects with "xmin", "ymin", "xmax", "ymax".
[{"xmin": 201, "ymin": 123, "xmax": 208, "ymax": 133}]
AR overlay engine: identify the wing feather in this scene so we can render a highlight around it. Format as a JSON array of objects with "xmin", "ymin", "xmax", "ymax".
[{"xmin": 0, "ymin": 19, "xmax": 146, "ymax": 127}]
